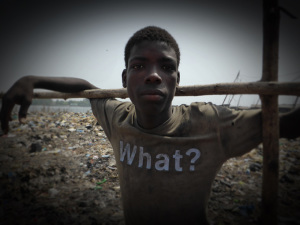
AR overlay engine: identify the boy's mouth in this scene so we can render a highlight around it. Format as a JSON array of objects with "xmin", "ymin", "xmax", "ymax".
[{"xmin": 140, "ymin": 89, "xmax": 164, "ymax": 101}]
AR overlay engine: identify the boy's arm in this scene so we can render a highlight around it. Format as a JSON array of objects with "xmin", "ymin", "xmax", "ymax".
[
  {"xmin": 0, "ymin": 75, "xmax": 98, "ymax": 134},
  {"xmin": 218, "ymin": 105, "xmax": 299, "ymax": 158},
  {"xmin": 280, "ymin": 107, "xmax": 300, "ymax": 139}
]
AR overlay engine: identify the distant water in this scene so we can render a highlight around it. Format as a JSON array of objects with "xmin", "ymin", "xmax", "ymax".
[{"xmin": 11, "ymin": 105, "xmax": 92, "ymax": 113}]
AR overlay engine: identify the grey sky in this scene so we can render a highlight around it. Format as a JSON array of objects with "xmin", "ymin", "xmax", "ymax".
[{"xmin": 0, "ymin": 0, "xmax": 299, "ymax": 106}]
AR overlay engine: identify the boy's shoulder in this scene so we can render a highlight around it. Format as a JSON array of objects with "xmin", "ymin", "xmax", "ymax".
[
  {"xmin": 176, "ymin": 101, "xmax": 221, "ymax": 116},
  {"xmin": 90, "ymin": 98, "xmax": 132, "ymax": 110}
]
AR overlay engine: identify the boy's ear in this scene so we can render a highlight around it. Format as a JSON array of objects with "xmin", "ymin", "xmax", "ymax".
[
  {"xmin": 176, "ymin": 71, "xmax": 180, "ymax": 86},
  {"xmin": 122, "ymin": 69, "xmax": 127, "ymax": 88}
]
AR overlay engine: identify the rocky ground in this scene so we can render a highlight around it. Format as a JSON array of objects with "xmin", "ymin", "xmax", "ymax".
[{"xmin": 0, "ymin": 110, "xmax": 299, "ymax": 225}]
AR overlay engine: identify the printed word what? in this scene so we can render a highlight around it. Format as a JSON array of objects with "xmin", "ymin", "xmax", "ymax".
[{"xmin": 120, "ymin": 141, "xmax": 201, "ymax": 172}]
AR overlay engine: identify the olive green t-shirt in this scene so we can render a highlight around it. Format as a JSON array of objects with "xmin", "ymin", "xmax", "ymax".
[{"xmin": 90, "ymin": 98, "xmax": 262, "ymax": 225}]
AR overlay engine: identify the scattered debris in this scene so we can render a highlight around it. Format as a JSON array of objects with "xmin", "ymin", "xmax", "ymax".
[{"xmin": 0, "ymin": 111, "xmax": 299, "ymax": 225}]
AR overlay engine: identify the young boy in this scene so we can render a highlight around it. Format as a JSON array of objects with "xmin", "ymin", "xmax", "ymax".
[{"xmin": 1, "ymin": 26, "xmax": 299, "ymax": 225}]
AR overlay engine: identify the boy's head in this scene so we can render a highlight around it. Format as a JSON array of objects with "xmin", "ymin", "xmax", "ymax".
[
  {"xmin": 121, "ymin": 26, "xmax": 180, "ymax": 128},
  {"xmin": 124, "ymin": 26, "xmax": 180, "ymax": 69}
]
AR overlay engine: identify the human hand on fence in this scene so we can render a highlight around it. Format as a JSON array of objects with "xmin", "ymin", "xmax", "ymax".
[
  {"xmin": 280, "ymin": 107, "xmax": 300, "ymax": 139},
  {"xmin": 0, "ymin": 76, "xmax": 34, "ymax": 135}
]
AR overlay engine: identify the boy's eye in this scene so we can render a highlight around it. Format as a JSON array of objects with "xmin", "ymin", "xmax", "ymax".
[
  {"xmin": 131, "ymin": 64, "xmax": 144, "ymax": 70},
  {"xmin": 162, "ymin": 65, "xmax": 176, "ymax": 71}
]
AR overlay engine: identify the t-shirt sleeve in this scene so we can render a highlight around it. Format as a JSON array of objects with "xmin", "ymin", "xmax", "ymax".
[
  {"xmin": 90, "ymin": 98, "xmax": 123, "ymax": 140},
  {"xmin": 215, "ymin": 105, "xmax": 263, "ymax": 158}
]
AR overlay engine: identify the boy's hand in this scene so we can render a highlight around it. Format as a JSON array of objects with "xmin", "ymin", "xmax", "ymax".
[
  {"xmin": 280, "ymin": 107, "xmax": 300, "ymax": 139},
  {"xmin": 0, "ymin": 77, "xmax": 34, "ymax": 134}
]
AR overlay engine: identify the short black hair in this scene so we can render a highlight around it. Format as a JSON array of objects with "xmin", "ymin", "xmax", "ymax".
[{"xmin": 124, "ymin": 26, "xmax": 180, "ymax": 68}]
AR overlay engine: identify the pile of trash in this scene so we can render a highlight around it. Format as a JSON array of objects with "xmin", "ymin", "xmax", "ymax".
[
  {"xmin": 209, "ymin": 139, "xmax": 300, "ymax": 224},
  {"xmin": 0, "ymin": 110, "xmax": 299, "ymax": 225}
]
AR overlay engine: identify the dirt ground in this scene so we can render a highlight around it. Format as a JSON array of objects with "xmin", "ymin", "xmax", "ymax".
[{"xmin": 0, "ymin": 111, "xmax": 299, "ymax": 225}]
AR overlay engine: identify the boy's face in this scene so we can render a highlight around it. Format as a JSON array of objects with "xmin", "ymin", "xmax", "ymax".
[{"xmin": 122, "ymin": 40, "xmax": 180, "ymax": 117}]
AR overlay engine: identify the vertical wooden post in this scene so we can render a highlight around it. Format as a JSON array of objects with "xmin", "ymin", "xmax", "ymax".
[{"xmin": 260, "ymin": 0, "xmax": 280, "ymax": 224}]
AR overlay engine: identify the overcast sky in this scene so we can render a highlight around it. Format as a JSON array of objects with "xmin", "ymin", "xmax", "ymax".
[{"xmin": 0, "ymin": 0, "xmax": 299, "ymax": 106}]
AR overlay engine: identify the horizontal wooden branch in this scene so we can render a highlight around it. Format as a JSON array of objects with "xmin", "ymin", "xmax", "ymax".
[
  {"xmin": 175, "ymin": 82, "xmax": 300, "ymax": 96},
  {"xmin": 1, "ymin": 82, "xmax": 299, "ymax": 99}
]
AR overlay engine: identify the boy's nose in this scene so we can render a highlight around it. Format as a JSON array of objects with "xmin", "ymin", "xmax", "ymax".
[{"xmin": 145, "ymin": 72, "xmax": 162, "ymax": 84}]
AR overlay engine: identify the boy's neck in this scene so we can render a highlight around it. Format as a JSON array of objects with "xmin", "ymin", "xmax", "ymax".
[{"xmin": 136, "ymin": 107, "xmax": 172, "ymax": 129}]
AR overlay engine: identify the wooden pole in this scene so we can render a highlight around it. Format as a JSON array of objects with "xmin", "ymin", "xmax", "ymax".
[
  {"xmin": 0, "ymin": 82, "xmax": 298, "ymax": 100},
  {"xmin": 260, "ymin": 0, "xmax": 280, "ymax": 224}
]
